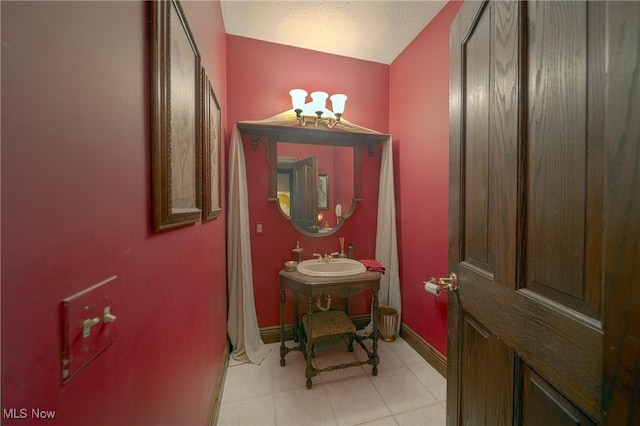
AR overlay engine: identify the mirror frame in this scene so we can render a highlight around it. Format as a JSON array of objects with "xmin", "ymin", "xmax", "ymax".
[{"xmin": 237, "ymin": 122, "xmax": 389, "ymax": 235}]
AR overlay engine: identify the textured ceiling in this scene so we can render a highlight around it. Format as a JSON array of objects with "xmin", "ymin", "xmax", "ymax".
[{"xmin": 220, "ymin": 1, "xmax": 448, "ymax": 64}]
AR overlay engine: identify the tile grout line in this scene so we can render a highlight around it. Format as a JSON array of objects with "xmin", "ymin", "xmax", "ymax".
[
  {"xmin": 219, "ymin": 338, "xmax": 446, "ymax": 425},
  {"xmin": 365, "ymin": 370, "xmax": 395, "ymax": 424}
]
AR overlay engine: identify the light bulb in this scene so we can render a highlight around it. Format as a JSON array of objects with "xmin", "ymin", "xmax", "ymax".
[
  {"xmin": 310, "ymin": 91, "xmax": 328, "ymax": 114},
  {"xmin": 330, "ymin": 94, "xmax": 347, "ymax": 115},
  {"xmin": 289, "ymin": 89, "xmax": 307, "ymax": 110}
]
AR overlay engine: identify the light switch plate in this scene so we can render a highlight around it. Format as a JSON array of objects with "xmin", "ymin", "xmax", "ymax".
[{"xmin": 61, "ymin": 275, "xmax": 118, "ymax": 383}]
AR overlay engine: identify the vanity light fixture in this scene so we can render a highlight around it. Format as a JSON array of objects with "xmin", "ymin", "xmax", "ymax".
[{"xmin": 289, "ymin": 89, "xmax": 347, "ymax": 128}]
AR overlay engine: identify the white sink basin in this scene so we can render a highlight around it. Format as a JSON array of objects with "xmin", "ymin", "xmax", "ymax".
[{"xmin": 296, "ymin": 258, "xmax": 366, "ymax": 277}]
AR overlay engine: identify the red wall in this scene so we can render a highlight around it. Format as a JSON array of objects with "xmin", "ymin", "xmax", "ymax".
[
  {"xmin": 226, "ymin": 36, "xmax": 389, "ymax": 327},
  {"xmin": 389, "ymin": 1, "xmax": 463, "ymax": 356},
  {"xmin": 1, "ymin": 2, "xmax": 228, "ymax": 425}
]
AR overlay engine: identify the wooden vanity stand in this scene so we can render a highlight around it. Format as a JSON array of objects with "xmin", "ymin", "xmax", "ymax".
[{"xmin": 279, "ymin": 268, "xmax": 381, "ymax": 389}]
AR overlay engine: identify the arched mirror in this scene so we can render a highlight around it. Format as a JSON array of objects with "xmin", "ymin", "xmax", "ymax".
[
  {"xmin": 238, "ymin": 123, "xmax": 388, "ymax": 236},
  {"xmin": 276, "ymin": 142, "xmax": 355, "ymax": 234}
]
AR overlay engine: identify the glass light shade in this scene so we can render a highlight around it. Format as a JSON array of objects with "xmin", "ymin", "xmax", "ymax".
[
  {"xmin": 330, "ymin": 94, "xmax": 347, "ymax": 115},
  {"xmin": 310, "ymin": 91, "xmax": 329, "ymax": 113},
  {"xmin": 289, "ymin": 89, "xmax": 307, "ymax": 110}
]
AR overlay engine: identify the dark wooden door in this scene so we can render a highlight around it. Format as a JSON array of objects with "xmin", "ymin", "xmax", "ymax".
[
  {"xmin": 448, "ymin": 1, "xmax": 639, "ymax": 425},
  {"xmin": 292, "ymin": 156, "xmax": 318, "ymax": 229}
]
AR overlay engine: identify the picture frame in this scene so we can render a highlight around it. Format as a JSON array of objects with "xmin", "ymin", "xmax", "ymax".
[
  {"xmin": 202, "ymin": 70, "xmax": 222, "ymax": 221},
  {"xmin": 318, "ymin": 174, "xmax": 329, "ymax": 210},
  {"xmin": 150, "ymin": 0, "xmax": 202, "ymax": 231}
]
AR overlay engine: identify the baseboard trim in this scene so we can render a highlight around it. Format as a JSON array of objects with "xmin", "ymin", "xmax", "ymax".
[
  {"xmin": 260, "ymin": 314, "xmax": 372, "ymax": 344},
  {"xmin": 400, "ymin": 323, "xmax": 447, "ymax": 378},
  {"xmin": 207, "ymin": 339, "xmax": 230, "ymax": 426}
]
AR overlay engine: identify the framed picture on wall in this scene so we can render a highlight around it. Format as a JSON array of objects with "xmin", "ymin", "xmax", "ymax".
[
  {"xmin": 149, "ymin": 0, "xmax": 202, "ymax": 231},
  {"xmin": 318, "ymin": 174, "xmax": 329, "ymax": 210},
  {"xmin": 202, "ymin": 69, "xmax": 222, "ymax": 221}
]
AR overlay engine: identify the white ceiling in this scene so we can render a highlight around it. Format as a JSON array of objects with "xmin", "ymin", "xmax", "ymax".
[{"xmin": 220, "ymin": 1, "xmax": 448, "ymax": 65}]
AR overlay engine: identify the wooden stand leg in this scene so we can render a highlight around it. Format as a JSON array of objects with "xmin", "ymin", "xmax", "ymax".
[
  {"xmin": 279, "ymin": 286, "xmax": 286, "ymax": 366},
  {"xmin": 293, "ymin": 296, "xmax": 300, "ymax": 342},
  {"xmin": 372, "ymin": 290, "xmax": 379, "ymax": 376},
  {"xmin": 305, "ymin": 296, "xmax": 315, "ymax": 389}
]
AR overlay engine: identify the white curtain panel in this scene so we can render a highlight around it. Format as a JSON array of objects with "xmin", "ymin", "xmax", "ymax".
[
  {"xmin": 227, "ymin": 125, "xmax": 270, "ymax": 365},
  {"xmin": 375, "ymin": 138, "xmax": 402, "ymax": 334}
]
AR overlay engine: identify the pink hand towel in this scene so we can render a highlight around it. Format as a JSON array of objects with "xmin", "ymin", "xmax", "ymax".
[{"xmin": 359, "ymin": 259, "xmax": 386, "ymax": 274}]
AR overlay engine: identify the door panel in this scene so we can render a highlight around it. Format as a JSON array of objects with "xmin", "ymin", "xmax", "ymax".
[
  {"xmin": 292, "ymin": 156, "xmax": 318, "ymax": 229},
  {"xmin": 601, "ymin": 3, "xmax": 640, "ymax": 423},
  {"xmin": 525, "ymin": 0, "xmax": 603, "ymax": 319},
  {"xmin": 461, "ymin": 315, "xmax": 514, "ymax": 425},
  {"xmin": 447, "ymin": 1, "xmax": 634, "ymax": 424},
  {"xmin": 521, "ymin": 364, "xmax": 596, "ymax": 426},
  {"xmin": 463, "ymin": 4, "xmax": 491, "ymax": 275}
]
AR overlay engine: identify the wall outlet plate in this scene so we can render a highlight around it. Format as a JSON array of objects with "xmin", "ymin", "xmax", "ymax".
[{"xmin": 61, "ymin": 275, "xmax": 118, "ymax": 383}]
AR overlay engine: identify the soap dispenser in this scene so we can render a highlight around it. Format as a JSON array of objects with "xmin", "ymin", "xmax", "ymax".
[{"xmin": 291, "ymin": 241, "xmax": 304, "ymax": 263}]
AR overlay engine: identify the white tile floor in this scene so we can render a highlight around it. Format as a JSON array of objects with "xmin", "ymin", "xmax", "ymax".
[{"xmin": 217, "ymin": 336, "xmax": 447, "ymax": 425}]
